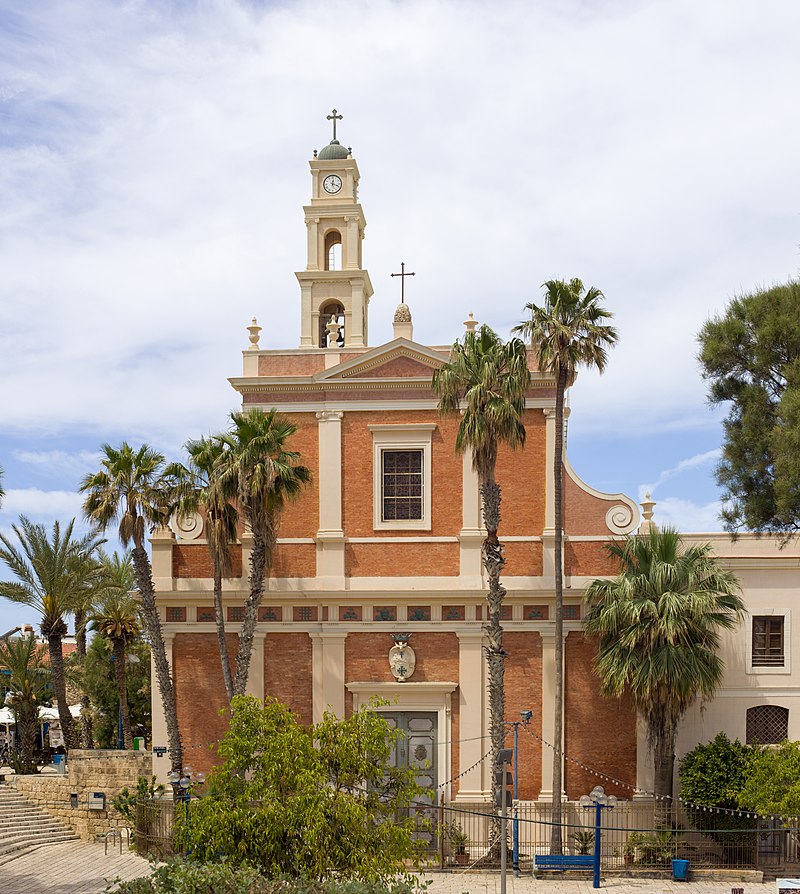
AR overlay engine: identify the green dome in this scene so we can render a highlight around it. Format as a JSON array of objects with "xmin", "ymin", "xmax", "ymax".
[{"xmin": 318, "ymin": 140, "xmax": 350, "ymax": 160}]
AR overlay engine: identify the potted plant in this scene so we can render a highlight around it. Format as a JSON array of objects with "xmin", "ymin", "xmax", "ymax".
[
  {"xmin": 445, "ymin": 821, "xmax": 471, "ymax": 865},
  {"xmin": 571, "ymin": 830, "xmax": 595, "ymax": 855},
  {"xmin": 623, "ymin": 831, "xmax": 646, "ymax": 865}
]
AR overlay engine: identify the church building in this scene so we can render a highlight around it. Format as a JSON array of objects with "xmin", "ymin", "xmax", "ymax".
[{"xmin": 149, "ymin": 119, "xmax": 800, "ymax": 812}]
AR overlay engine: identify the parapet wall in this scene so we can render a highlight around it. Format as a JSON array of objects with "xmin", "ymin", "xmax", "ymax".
[{"xmin": 8, "ymin": 749, "xmax": 151, "ymax": 841}]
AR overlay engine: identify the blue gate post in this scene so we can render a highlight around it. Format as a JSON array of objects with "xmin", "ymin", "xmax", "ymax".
[
  {"xmin": 513, "ymin": 723, "xmax": 519, "ymax": 874},
  {"xmin": 593, "ymin": 799, "xmax": 602, "ymax": 889},
  {"xmin": 580, "ymin": 785, "xmax": 617, "ymax": 890}
]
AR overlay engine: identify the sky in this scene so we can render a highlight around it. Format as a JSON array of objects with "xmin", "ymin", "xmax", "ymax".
[{"xmin": 1, "ymin": 0, "xmax": 799, "ymax": 632}]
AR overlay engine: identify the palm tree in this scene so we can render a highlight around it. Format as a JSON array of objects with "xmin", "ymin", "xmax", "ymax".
[
  {"xmin": 80, "ymin": 443, "xmax": 183, "ymax": 774},
  {"xmin": 217, "ymin": 410, "xmax": 311, "ymax": 698},
  {"xmin": 432, "ymin": 324, "xmax": 530, "ymax": 813},
  {"xmin": 0, "ymin": 464, "xmax": 5, "ymax": 509},
  {"xmin": 0, "ymin": 633, "xmax": 50, "ymax": 773},
  {"xmin": 0, "ymin": 518, "xmax": 103, "ymax": 751},
  {"xmin": 167, "ymin": 437, "xmax": 239, "ymax": 703},
  {"xmin": 72, "ymin": 602, "xmax": 94, "ymax": 749},
  {"xmin": 584, "ymin": 527, "xmax": 744, "ymax": 807},
  {"xmin": 514, "ymin": 279, "xmax": 617, "ymax": 852},
  {"xmin": 89, "ymin": 552, "xmax": 142, "ymax": 749}
]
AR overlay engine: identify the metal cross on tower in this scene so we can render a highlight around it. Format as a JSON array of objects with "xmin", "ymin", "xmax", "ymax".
[
  {"xmin": 327, "ymin": 109, "xmax": 343, "ymax": 141},
  {"xmin": 390, "ymin": 262, "xmax": 415, "ymax": 303}
]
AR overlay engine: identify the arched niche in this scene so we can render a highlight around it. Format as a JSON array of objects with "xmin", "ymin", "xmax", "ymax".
[{"xmin": 319, "ymin": 300, "xmax": 345, "ymax": 348}]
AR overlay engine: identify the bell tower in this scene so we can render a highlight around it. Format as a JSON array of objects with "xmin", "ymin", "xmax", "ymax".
[{"xmin": 297, "ymin": 110, "xmax": 374, "ymax": 348}]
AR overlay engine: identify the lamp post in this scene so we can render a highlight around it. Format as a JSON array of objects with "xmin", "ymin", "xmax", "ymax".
[
  {"xmin": 167, "ymin": 765, "xmax": 205, "ymax": 839},
  {"xmin": 579, "ymin": 785, "xmax": 617, "ymax": 889},
  {"xmin": 504, "ymin": 709, "xmax": 532, "ymax": 876}
]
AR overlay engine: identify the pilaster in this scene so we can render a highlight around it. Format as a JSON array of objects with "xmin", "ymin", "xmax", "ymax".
[
  {"xmin": 150, "ymin": 632, "xmax": 174, "ymax": 785},
  {"xmin": 538, "ymin": 628, "xmax": 565, "ymax": 802},
  {"xmin": 454, "ymin": 631, "xmax": 489, "ymax": 802},
  {"xmin": 311, "ymin": 632, "xmax": 347, "ymax": 722},
  {"xmin": 316, "ymin": 410, "xmax": 345, "ymax": 582},
  {"xmin": 247, "ymin": 633, "xmax": 265, "ymax": 701},
  {"xmin": 150, "ymin": 527, "xmax": 175, "ymax": 591},
  {"xmin": 459, "ymin": 450, "xmax": 484, "ymax": 585},
  {"xmin": 634, "ymin": 713, "xmax": 655, "ymax": 800}
]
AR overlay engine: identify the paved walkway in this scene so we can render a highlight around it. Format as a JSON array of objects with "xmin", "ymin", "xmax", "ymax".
[
  {"xmin": 1, "ymin": 840, "xmax": 148, "ymax": 894},
  {"xmin": 0, "ymin": 845, "xmax": 778, "ymax": 894}
]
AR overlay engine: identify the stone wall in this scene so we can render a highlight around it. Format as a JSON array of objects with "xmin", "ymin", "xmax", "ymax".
[{"xmin": 8, "ymin": 749, "xmax": 152, "ymax": 841}]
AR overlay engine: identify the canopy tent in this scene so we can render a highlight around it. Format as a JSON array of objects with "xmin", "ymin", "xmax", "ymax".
[{"xmin": 0, "ymin": 704, "xmax": 82, "ymax": 725}]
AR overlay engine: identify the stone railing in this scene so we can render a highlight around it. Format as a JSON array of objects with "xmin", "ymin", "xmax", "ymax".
[{"xmin": 7, "ymin": 749, "xmax": 152, "ymax": 841}]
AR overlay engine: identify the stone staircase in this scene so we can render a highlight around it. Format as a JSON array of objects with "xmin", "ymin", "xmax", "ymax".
[{"xmin": 0, "ymin": 783, "xmax": 80, "ymax": 865}]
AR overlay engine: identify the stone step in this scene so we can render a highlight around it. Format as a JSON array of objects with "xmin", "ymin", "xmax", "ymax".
[
  {"xmin": 0, "ymin": 783, "xmax": 82, "ymax": 866},
  {"xmin": 0, "ymin": 834, "xmax": 81, "ymax": 866},
  {"xmin": 0, "ymin": 830, "xmax": 79, "ymax": 856},
  {"xmin": 0, "ymin": 820, "xmax": 67, "ymax": 832}
]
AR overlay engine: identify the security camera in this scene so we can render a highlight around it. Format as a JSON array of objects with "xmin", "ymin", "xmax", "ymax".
[{"xmin": 520, "ymin": 710, "xmax": 533, "ymax": 722}]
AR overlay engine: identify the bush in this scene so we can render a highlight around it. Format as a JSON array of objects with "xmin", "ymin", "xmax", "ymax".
[
  {"xmin": 175, "ymin": 696, "xmax": 430, "ymax": 880},
  {"xmin": 108, "ymin": 861, "xmax": 426, "ymax": 894},
  {"xmin": 738, "ymin": 740, "xmax": 800, "ymax": 819},
  {"xmin": 678, "ymin": 732, "xmax": 757, "ymax": 853}
]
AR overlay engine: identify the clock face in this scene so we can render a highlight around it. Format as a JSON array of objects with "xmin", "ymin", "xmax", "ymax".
[{"xmin": 323, "ymin": 174, "xmax": 342, "ymax": 194}]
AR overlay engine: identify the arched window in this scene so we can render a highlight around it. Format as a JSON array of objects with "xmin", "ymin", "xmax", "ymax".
[
  {"xmin": 324, "ymin": 231, "xmax": 342, "ymax": 271},
  {"xmin": 746, "ymin": 705, "xmax": 788, "ymax": 744},
  {"xmin": 319, "ymin": 301, "xmax": 345, "ymax": 348}
]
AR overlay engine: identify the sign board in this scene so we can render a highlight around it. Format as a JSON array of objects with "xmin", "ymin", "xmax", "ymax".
[
  {"xmin": 88, "ymin": 791, "xmax": 106, "ymax": 811},
  {"xmin": 778, "ymin": 881, "xmax": 800, "ymax": 894},
  {"xmin": 49, "ymin": 727, "xmax": 64, "ymax": 748}
]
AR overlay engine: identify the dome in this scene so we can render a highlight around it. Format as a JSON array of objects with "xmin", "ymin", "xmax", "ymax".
[
  {"xmin": 393, "ymin": 303, "xmax": 412, "ymax": 324},
  {"xmin": 317, "ymin": 140, "xmax": 350, "ymax": 160}
]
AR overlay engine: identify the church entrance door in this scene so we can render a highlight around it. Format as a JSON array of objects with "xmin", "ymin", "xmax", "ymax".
[{"xmin": 384, "ymin": 711, "xmax": 438, "ymax": 849}]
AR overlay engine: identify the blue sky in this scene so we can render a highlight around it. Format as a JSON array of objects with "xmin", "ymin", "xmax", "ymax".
[{"xmin": 2, "ymin": 0, "xmax": 799, "ymax": 633}]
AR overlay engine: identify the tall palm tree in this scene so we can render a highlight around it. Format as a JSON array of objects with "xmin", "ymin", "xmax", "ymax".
[
  {"xmin": 584, "ymin": 527, "xmax": 744, "ymax": 806},
  {"xmin": 167, "ymin": 437, "xmax": 239, "ymax": 703},
  {"xmin": 73, "ymin": 602, "xmax": 94, "ymax": 749},
  {"xmin": 0, "ymin": 518, "xmax": 102, "ymax": 751},
  {"xmin": 432, "ymin": 324, "xmax": 530, "ymax": 813},
  {"xmin": 217, "ymin": 410, "xmax": 311, "ymax": 698},
  {"xmin": 514, "ymin": 279, "xmax": 617, "ymax": 852},
  {"xmin": 80, "ymin": 443, "xmax": 183, "ymax": 774},
  {"xmin": 0, "ymin": 633, "xmax": 50, "ymax": 773},
  {"xmin": 89, "ymin": 552, "xmax": 142, "ymax": 750}
]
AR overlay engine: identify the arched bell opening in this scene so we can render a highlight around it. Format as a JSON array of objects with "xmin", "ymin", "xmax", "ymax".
[
  {"xmin": 324, "ymin": 230, "xmax": 342, "ymax": 271},
  {"xmin": 319, "ymin": 300, "xmax": 345, "ymax": 348}
]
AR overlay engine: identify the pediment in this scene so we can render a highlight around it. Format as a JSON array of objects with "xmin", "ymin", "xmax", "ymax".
[{"xmin": 314, "ymin": 338, "xmax": 447, "ymax": 382}]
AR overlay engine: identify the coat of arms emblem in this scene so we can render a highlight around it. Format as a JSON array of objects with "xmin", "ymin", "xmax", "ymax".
[{"xmin": 389, "ymin": 633, "xmax": 415, "ymax": 682}]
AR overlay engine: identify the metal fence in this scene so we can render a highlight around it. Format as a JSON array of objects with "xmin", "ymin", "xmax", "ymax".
[
  {"xmin": 134, "ymin": 795, "xmax": 800, "ymax": 872},
  {"xmin": 436, "ymin": 799, "xmax": 800, "ymax": 872}
]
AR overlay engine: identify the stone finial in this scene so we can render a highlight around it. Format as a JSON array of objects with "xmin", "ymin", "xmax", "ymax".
[
  {"xmin": 393, "ymin": 302, "xmax": 414, "ymax": 340},
  {"xmin": 247, "ymin": 318, "xmax": 262, "ymax": 350},
  {"xmin": 464, "ymin": 312, "xmax": 478, "ymax": 333},
  {"xmin": 639, "ymin": 492, "xmax": 656, "ymax": 533}
]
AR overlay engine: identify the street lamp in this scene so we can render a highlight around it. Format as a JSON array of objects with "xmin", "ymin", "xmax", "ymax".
[
  {"xmin": 167, "ymin": 765, "xmax": 205, "ymax": 835},
  {"xmin": 504, "ymin": 709, "xmax": 532, "ymax": 876},
  {"xmin": 579, "ymin": 785, "xmax": 617, "ymax": 889}
]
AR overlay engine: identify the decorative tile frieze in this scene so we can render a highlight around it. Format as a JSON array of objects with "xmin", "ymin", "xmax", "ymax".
[
  {"xmin": 408, "ymin": 606, "xmax": 431, "ymax": 621},
  {"xmin": 524, "ymin": 604, "xmax": 549, "ymax": 620},
  {"xmin": 166, "ymin": 607, "xmax": 186, "ymax": 623},
  {"xmin": 373, "ymin": 606, "xmax": 397, "ymax": 622}
]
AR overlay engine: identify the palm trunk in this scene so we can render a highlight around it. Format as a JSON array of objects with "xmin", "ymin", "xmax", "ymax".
[
  {"xmin": 113, "ymin": 639, "xmax": 133, "ymax": 750},
  {"xmin": 131, "ymin": 544, "xmax": 183, "ymax": 777},
  {"xmin": 481, "ymin": 466, "xmax": 507, "ymax": 861},
  {"xmin": 48, "ymin": 634, "xmax": 78, "ymax": 751},
  {"xmin": 74, "ymin": 609, "xmax": 94, "ymax": 749},
  {"xmin": 232, "ymin": 530, "xmax": 269, "ymax": 698},
  {"xmin": 651, "ymin": 717, "xmax": 677, "ymax": 825},
  {"xmin": 550, "ymin": 367, "xmax": 567, "ymax": 854},
  {"xmin": 16, "ymin": 704, "xmax": 38, "ymax": 774},
  {"xmin": 213, "ymin": 563, "xmax": 234, "ymax": 703}
]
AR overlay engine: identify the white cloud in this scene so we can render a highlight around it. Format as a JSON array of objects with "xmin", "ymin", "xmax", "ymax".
[
  {"xmin": 640, "ymin": 449, "xmax": 722, "ymax": 498},
  {"xmin": 648, "ymin": 496, "xmax": 724, "ymax": 534},
  {"xmin": 0, "ymin": 488, "xmax": 84, "ymax": 523},
  {"xmin": 12, "ymin": 449, "xmax": 101, "ymax": 482}
]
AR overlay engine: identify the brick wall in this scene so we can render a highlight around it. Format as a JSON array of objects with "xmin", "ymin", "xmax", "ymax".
[
  {"xmin": 345, "ymin": 542, "xmax": 459, "ymax": 576},
  {"xmin": 278, "ymin": 413, "xmax": 319, "ymax": 539},
  {"xmin": 173, "ymin": 544, "xmax": 243, "ymax": 579},
  {"xmin": 503, "ymin": 541, "xmax": 543, "ymax": 577},
  {"xmin": 342, "ymin": 410, "xmax": 463, "ymax": 538},
  {"xmin": 173, "ymin": 633, "xmax": 236, "ymax": 775},
  {"xmin": 495, "ymin": 409, "xmax": 546, "ymax": 536},
  {"xmin": 264, "ymin": 632, "xmax": 313, "ymax": 725},
  {"xmin": 563, "ymin": 632, "xmax": 637, "ymax": 799},
  {"xmin": 504, "ymin": 631, "xmax": 543, "ymax": 799},
  {"xmin": 565, "ymin": 541, "xmax": 621, "ymax": 577}
]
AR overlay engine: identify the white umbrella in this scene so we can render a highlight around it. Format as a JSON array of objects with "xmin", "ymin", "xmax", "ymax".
[
  {"xmin": 69, "ymin": 704, "xmax": 81, "ymax": 718},
  {"xmin": 0, "ymin": 707, "xmax": 14, "ymax": 725},
  {"xmin": 38, "ymin": 706, "xmax": 59, "ymax": 721}
]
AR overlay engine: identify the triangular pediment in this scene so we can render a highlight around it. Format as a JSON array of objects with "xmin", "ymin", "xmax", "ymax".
[{"xmin": 314, "ymin": 338, "xmax": 447, "ymax": 382}]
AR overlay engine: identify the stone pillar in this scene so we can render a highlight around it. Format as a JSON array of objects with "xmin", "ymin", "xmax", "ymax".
[
  {"xmin": 306, "ymin": 217, "xmax": 319, "ymax": 270},
  {"xmin": 247, "ymin": 633, "xmax": 265, "ymax": 700},
  {"xmin": 454, "ymin": 632, "xmax": 489, "ymax": 802},
  {"xmin": 538, "ymin": 628, "xmax": 565, "ymax": 801},
  {"xmin": 311, "ymin": 632, "xmax": 347, "ymax": 722},
  {"xmin": 300, "ymin": 282, "xmax": 314, "ymax": 347},
  {"xmin": 316, "ymin": 410, "xmax": 345, "ymax": 582},
  {"xmin": 345, "ymin": 215, "xmax": 359, "ymax": 269},
  {"xmin": 151, "ymin": 632, "xmax": 174, "ymax": 785},
  {"xmin": 150, "ymin": 526, "xmax": 175, "ymax": 591},
  {"xmin": 634, "ymin": 713, "xmax": 655, "ymax": 799},
  {"xmin": 459, "ymin": 449, "xmax": 483, "ymax": 585}
]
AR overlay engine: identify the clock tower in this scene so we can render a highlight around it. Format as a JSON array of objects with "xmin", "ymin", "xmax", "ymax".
[{"xmin": 297, "ymin": 110, "xmax": 374, "ymax": 348}]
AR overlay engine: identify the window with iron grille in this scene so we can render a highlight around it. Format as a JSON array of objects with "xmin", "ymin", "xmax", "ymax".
[
  {"xmin": 381, "ymin": 449, "xmax": 423, "ymax": 521},
  {"xmin": 746, "ymin": 705, "xmax": 789, "ymax": 744},
  {"xmin": 752, "ymin": 616, "xmax": 784, "ymax": 667}
]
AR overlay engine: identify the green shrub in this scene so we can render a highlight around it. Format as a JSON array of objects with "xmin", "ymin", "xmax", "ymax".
[{"xmin": 107, "ymin": 861, "xmax": 426, "ymax": 894}]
